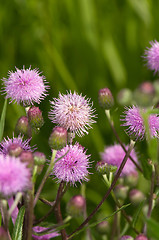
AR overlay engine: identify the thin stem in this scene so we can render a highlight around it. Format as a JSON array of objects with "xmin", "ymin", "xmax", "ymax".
[
  {"xmin": 54, "ymin": 182, "xmax": 67, "ymax": 240},
  {"xmin": 143, "ymin": 164, "xmax": 155, "ymax": 235},
  {"xmin": 34, "ymin": 184, "xmax": 68, "ymax": 226},
  {"xmin": 34, "ymin": 149, "xmax": 57, "ymax": 207},
  {"xmin": 8, "ymin": 192, "xmax": 22, "ymax": 217},
  {"xmin": 105, "ymin": 110, "xmax": 143, "ymax": 173},
  {"xmin": 68, "ymin": 140, "xmax": 135, "ymax": 239}
]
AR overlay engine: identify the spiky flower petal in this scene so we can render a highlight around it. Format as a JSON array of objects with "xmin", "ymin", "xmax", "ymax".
[
  {"xmin": 0, "ymin": 154, "xmax": 31, "ymax": 197},
  {"xmin": 121, "ymin": 106, "xmax": 159, "ymax": 140},
  {"xmin": 52, "ymin": 144, "xmax": 90, "ymax": 185},
  {"xmin": 0, "ymin": 135, "xmax": 34, "ymax": 155},
  {"xmin": 100, "ymin": 144, "xmax": 138, "ymax": 177},
  {"xmin": 144, "ymin": 40, "xmax": 159, "ymax": 73},
  {"xmin": 2, "ymin": 67, "xmax": 49, "ymax": 106},
  {"xmin": 49, "ymin": 91, "xmax": 96, "ymax": 137}
]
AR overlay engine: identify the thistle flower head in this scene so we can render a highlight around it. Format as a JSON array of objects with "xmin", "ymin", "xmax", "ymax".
[
  {"xmin": 49, "ymin": 91, "xmax": 96, "ymax": 137},
  {"xmin": 121, "ymin": 105, "xmax": 159, "ymax": 140},
  {"xmin": 0, "ymin": 135, "xmax": 34, "ymax": 155},
  {"xmin": 32, "ymin": 226, "xmax": 59, "ymax": 240},
  {"xmin": 52, "ymin": 144, "xmax": 91, "ymax": 185},
  {"xmin": 100, "ymin": 144, "xmax": 138, "ymax": 177},
  {"xmin": 0, "ymin": 154, "xmax": 31, "ymax": 197},
  {"xmin": 144, "ymin": 40, "xmax": 159, "ymax": 73},
  {"xmin": 2, "ymin": 67, "xmax": 49, "ymax": 106}
]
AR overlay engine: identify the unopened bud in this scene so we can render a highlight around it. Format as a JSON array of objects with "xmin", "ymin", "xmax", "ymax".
[
  {"xmin": 117, "ymin": 88, "xmax": 133, "ymax": 106},
  {"xmin": 27, "ymin": 106, "xmax": 44, "ymax": 130},
  {"xmin": 129, "ymin": 189, "xmax": 145, "ymax": 205},
  {"xmin": 33, "ymin": 151, "xmax": 46, "ymax": 174},
  {"xmin": 134, "ymin": 82, "xmax": 155, "ymax": 107},
  {"xmin": 135, "ymin": 234, "xmax": 148, "ymax": 240},
  {"xmin": 96, "ymin": 221, "xmax": 110, "ymax": 234},
  {"xmin": 15, "ymin": 116, "xmax": 32, "ymax": 138},
  {"xmin": 96, "ymin": 161, "xmax": 117, "ymax": 175},
  {"xmin": 20, "ymin": 151, "xmax": 34, "ymax": 168},
  {"xmin": 67, "ymin": 195, "xmax": 86, "ymax": 217},
  {"xmin": 114, "ymin": 184, "xmax": 129, "ymax": 200},
  {"xmin": 0, "ymin": 227, "xmax": 9, "ymax": 240},
  {"xmin": 8, "ymin": 143, "xmax": 23, "ymax": 157},
  {"xmin": 124, "ymin": 171, "xmax": 138, "ymax": 188},
  {"xmin": 49, "ymin": 126, "xmax": 67, "ymax": 150},
  {"xmin": 120, "ymin": 236, "xmax": 134, "ymax": 240},
  {"xmin": 98, "ymin": 88, "xmax": 114, "ymax": 110}
]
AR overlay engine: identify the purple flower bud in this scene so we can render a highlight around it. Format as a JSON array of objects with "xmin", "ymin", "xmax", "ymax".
[
  {"xmin": 134, "ymin": 82, "xmax": 155, "ymax": 107},
  {"xmin": 129, "ymin": 189, "xmax": 145, "ymax": 205},
  {"xmin": 117, "ymin": 88, "xmax": 133, "ymax": 106},
  {"xmin": 135, "ymin": 234, "xmax": 148, "ymax": 240},
  {"xmin": 120, "ymin": 236, "xmax": 134, "ymax": 240},
  {"xmin": 67, "ymin": 195, "xmax": 86, "ymax": 217},
  {"xmin": 98, "ymin": 88, "xmax": 114, "ymax": 110},
  {"xmin": 124, "ymin": 171, "xmax": 138, "ymax": 188},
  {"xmin": 20, "ymin": 151, "xmax": 34, "ymax": 168},
  {"xmin": 28, "ymin": 106, "xmax": 44, "ymax": 130},
  {"xmin": 96, "ymin": 161, "xmax": 117, "ymax": 175},
  {"xmin": 114, "ymin": 184, "xmax": 129, "ymax": 200},
  {"xmin": 8, "ymin": 143, "xmax": 23, "ymax": 157},
  {"xmin": 49, "ymin": 126, "xmax": 67, "ymax": 150},
  {"xmin": 144, "ymin": 40, "xmax": 159, "ymax": 74},
  {"xmin": 96, "ymin": 221, "xmax": 110, "ymax": 234},
  {"xmin": 15, "ymin": 116, "xmax": 32, "ymax": 138},
  {"xmin": 33, "ymin": 151, "xmax": 46, "ymax": 174}
]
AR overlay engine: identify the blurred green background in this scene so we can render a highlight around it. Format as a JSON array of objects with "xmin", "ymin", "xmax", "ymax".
[{"xmin": 0, "ymin": 0, "xmax": 158, "ymax": 239}]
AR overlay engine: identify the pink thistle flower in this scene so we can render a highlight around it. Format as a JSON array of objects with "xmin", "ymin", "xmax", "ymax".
[
  {"xmin": 49, "ymin": 91, "xmax": 96, "ymax": 137},
  {"xmin": 100, "ymin": 144, "xmax": 138, "ymax": 177},
  {"xmin": 2, "ymin": 67, "xmax": 49, "ymax": 106},
  {"xmin": 0, "ymin": 135, "xmax": 34, "ymax": 155},
  {"xmin": 32, "ymin": 226, "xmax": 59, "ymax": 240},
  {"xmin": 0, "ymin": 154, "xmax": 31, "ymax": 197},
  {"xmin": 144, "ymin": 40, "xmax": 159, "ymax": 73},
  {"xmin": 121, "ymin": 106, "xmax": 159, "ymax": 140},
  {"xmin": 52, "ymin": 144, "xmax": 91, "ymax": 185}
]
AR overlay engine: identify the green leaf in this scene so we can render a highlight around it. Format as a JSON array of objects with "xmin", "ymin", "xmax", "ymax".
[
  {"xmin": 132, "ymin": 200, "xmax": 145, "ymax": 228},
  {"xmin": 147, "ymin": 218, "xmax": 159, "ymax": 239},
  {"xmin": 12, "ymin": 206, "xmax": 25, "ymax": 240},
  {"xmin": 0, "ymin": 98, "xmax": 7, "ymax": 142},
  {"xmin": 140, "ymin": 155, "xmax": 152, "ymax": 180}
]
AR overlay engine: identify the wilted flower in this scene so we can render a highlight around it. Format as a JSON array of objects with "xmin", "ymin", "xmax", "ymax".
[
  {"xmin": 0, "ymin": 135, "xmax": 33, "ymax": 155},
  {"xmin": 144, "ymin": 40, "xmax": 159, "ymax": 73},
  {"xmin": 49, "ymin": 91, "xmax": 96, "ymax": 137},
  {"xmin": 0, "ymin": 154, "xmax": 31, "ymax": 197},
  {"xmin": 52, "ymin": 144, "xmax": 90, "ymax": 185},
  {"xmin": 100, "ymin": 144, "xmax": 138, "ymax": 177},
  {"xmin": 2, "ymin": 67, "xmax": 49, "ymax": 106},
  {"xmin": 32, "ymin": 226, "xmax": 59, "ymax": 240}
]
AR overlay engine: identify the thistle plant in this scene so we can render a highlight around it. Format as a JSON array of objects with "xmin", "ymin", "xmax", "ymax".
[{"xmin": 1, "ymin": 41, "xmax": 159, "ymax": 240}]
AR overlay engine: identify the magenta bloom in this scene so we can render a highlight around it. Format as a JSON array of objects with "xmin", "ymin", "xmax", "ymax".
[
  {"xmin": 121, "ymin": 106, "xmax": 159, "ymax": 140},
  {"xmin": 53, "ymin": 144, "xmax": 90, "ymax": 185},
  {"xmin": 32, "ymin": 226, "xmax": 59, "ymax": 240},
  {"xmin": 49, "ymin": 91, "xmax": 96, "ymax": 137},
  {"xmin": 0, "ymin": 135, "xmax": 34, "ymax": 155},
  {"xmin": 100, "ymin": 144, "xmax": 138, "ymax": 177},
  {"xmin": 2, "ymin": 67, "xmax": 49, "ymax": 106},
  {"xmin": 144, "ymin": 40, "xmax": 159, "ymax": 73},
  {"xmin": 0, "ymin": 154, "xmax": 31, "ymax": 197}
]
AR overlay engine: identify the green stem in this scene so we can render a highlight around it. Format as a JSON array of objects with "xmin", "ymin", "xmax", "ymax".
[{"xmin": 33, "ymin": 149, "xmax": 57, "ymax": 207}]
